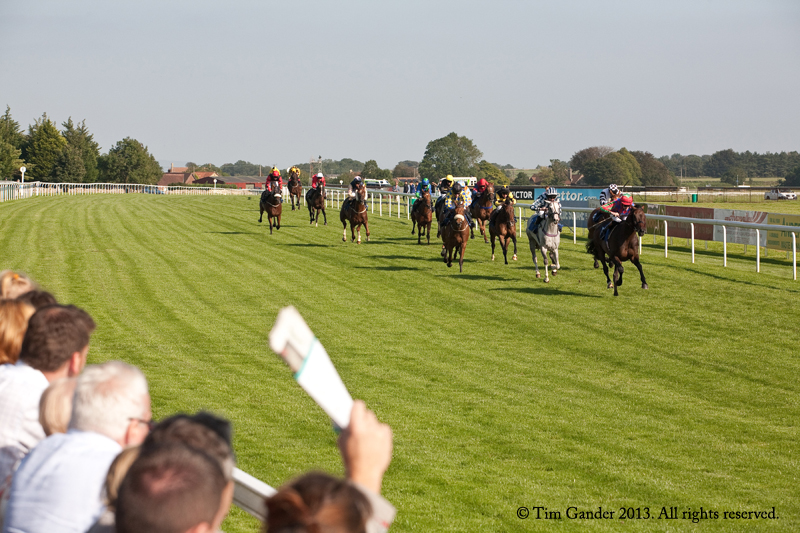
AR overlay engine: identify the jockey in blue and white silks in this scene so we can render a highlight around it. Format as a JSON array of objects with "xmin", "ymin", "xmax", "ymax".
[
  {"xmin": 529, "ymin": 187, "xmax": 560, "ymax": 233},
  {"xmin": 442, "ymin": 182, "xmax": 473, "ymax": 227}
]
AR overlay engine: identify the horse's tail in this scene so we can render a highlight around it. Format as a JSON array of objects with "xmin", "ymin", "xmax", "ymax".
[{"xmin": 585, "ymin": 238, "xmax": 596, "ymax": 256}]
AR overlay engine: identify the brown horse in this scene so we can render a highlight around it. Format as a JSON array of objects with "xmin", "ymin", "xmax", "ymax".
[
  {"xmin": 287, "ymin": 172, "xmax": 303, "ymax": 211},
  {"xmin": 258, "ymin": 182, "xmax": 282, "ymax": 234},
  {"xmin": 441, "ymin": 202, "xmax": 470, "ymax": 272},
  {"xmin": 306, "ymin": 184, "xmax": 327, "ymax": 226},
  {"xmin": 488, "ymin": 198, "xmax": 518, "ymax": 264},
  {"xmin": 585, "ymin": 204, "xmax": 648, "ymax": 296},
  {"xmin": 340, "ymin": 185, "xmax": 370, "ymax": 244},
  {"xmin": 469, "ymin": 183, "xmax": 494, "ymax": 243},
  {"xmin": 587, "ymin": 208, "xmax": 612, "ymax": 269},
  {"xmin": 410, "ymin": 190, "xmax": 433, "ymax": 245}
]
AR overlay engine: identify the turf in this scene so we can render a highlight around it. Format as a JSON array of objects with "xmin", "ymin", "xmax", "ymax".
[{"xmin": 1, "ymin": 194, "xmax": 797, "ymax": 532}]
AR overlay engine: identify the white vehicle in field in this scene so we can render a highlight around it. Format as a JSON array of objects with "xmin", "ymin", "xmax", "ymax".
[
  {"xmin": 363, "ymin": 179, "xmax": 390, "ymax": 189},
  {"xmin": 764, "ymin": 188, "xmax": 797, "ymax": 200}
]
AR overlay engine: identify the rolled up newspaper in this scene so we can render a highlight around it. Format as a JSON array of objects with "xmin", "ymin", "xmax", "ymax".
[{"xmin": 269, "ymin": 306, "xmax": 354, "ymax": 429}]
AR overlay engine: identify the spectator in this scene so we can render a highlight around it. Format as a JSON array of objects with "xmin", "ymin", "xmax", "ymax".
[
  {"xmin": 15, "ymin": 290, "xmax": 58, "ymax": 310},
  {"xmin": 4, "ymin": 361, "xmax": 151, "ymax": 533},
  {"xmin": 0, "ymin": 305, "xmax": 95, "ymax": 492},
  {"xmin": 0, "ymin": 300, "xmax": 35, "ymax": 365},
  {"xmin": 0, "ymin": 271, "xmax": 35, "ymax": 300},
  {"xmin": 403, "ymin": 182, "xmax": 409, "ymax": 193},
  {"xmin": 86, "ymin": 446, "xmax": 141, "ymax": 533},
  {"xmin": 115, "ymin": 444, "xmax": 227, "ymax": 533},
  {"xmin": 264, "ymin": 401, "xmax": 395, "ymax": 533},
  {"xmin": 39, "ymin": 377, "xmax": 78, "ymax": 436}
]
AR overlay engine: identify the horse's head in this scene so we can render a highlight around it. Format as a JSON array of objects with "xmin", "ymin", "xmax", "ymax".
[
  {"xmin": 547, "ymin": 200, "xmax": 561, "ymax": 223},
  {"xmin": 270, "ymin": 181, "xmax": 281, "ymax": 195},
  {"xmin": 485, "ymin": 183, "xmax": 495, "ymax": 199},
  {"xmin": 631, "ymin": 204, "xmax": 647, "ymax": 237}
]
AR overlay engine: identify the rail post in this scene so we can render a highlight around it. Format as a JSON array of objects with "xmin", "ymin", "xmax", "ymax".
[
  {"xmin": 691, "ymin": 223, "xmax": 695, "ymax": 263},
  {"xmin": 664, "ymin": 221, "xmax": 668, "ymax": 258},
  {"xmin": 793, "ymin": 232, "xmax": 797, "ymax": 281},
  {"xmin": 572, "ymin": 211, "xmax": 576, "ymax": 244},
  {"xmin": 723, "ymin": 226, "xmax": 727, "ymax": 266},
  {"xmin": 756, "ymin": 229, "xmax": 760, "ymax": 273}
]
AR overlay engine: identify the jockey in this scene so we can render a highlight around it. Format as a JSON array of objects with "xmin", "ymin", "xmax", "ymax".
[
  {"xmin": 471, "ymin": 178, "xmax": 489, "ymax": 203},
  {"xmin": 311, "ymin": 172, "xmax": 326, "ymax": 189},
  {"xmin": 412, "ymin": 178, "xmax": 431, "ymax": 211},
  {"xmin": 599, "ymin": 183, "xmax": 620, "ymax": 204},
  {"xmin": 288, "ymin": 165, "xmax": 301, "ymax": 180},
  {"xmin": 435, "ymin": 174, "xmax": 455, "ymax": 214},
  {"xmin": 598, "ymin": 194, "xmax": 634, "ymax": 241},
  {"xmin": 342, "ymin": 175, "xmax": 365, "ymax": 212},
  {"xmin": 266, "ymin": 167, "xmax": 283, "ymax": 201},
  {"xmin": 529, "ymin": 187, "xmax": 560, "ymax": 233},
  {"xmin": 441, "ymin": 181, "xmax": 473, "ymax": 228},
  {"xmin": 490, "ymin": 186, "xmax": 516, "ymax": 226},
  {"xmin": 600, "ymin": 193, "xmax": 634, "ymax": 222}
]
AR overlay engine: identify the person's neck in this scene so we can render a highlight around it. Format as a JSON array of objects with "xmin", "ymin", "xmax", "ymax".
[{"xmin": 40, "ymin": 366, "xmax": 69, "ymax": 383}]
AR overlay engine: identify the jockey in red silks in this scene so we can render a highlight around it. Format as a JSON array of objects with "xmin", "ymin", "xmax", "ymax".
[
  {"xmin": 266, "ymin": 167, "xmax": 282, "ymax": 194},
  {"xmin": 312, "ymin": 172, "xmax": 326, "ymax": 189},
  {"xmin": 471, "ymin": 178, "xmax": 489, "ymax": 203},
  {"xmin": 600, "ymin": 194, "xmax": 633, "ymax": 222}
]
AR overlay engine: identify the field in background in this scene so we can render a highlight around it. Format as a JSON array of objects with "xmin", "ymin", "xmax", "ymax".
[{"xmin": 1, "ymin": 195, "xmax": 797, "ymax": 532}]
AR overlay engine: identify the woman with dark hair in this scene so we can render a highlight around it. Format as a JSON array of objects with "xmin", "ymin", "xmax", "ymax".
[{"xmin": 264, "ymin": 401, "xmax": 395, "ymax": 533}]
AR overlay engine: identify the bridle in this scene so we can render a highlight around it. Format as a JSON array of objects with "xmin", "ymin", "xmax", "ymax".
[{"xmin": 541, "ymin": 201, "xmax": 561, "ymax": 238}]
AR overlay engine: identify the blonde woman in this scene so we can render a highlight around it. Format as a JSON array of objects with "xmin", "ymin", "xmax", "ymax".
[
  {"xmin": 0, "ymin": 300, "xmax": 35, "ymax": 364},
  {"xmin": 0, "ymin": 271, "xmax": 36, "ymax": 299}
]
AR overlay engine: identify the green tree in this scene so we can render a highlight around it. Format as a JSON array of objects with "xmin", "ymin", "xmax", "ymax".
[
  {"xmin": 704, "ymin": 149, "xmax": 737, "ymax": 178},
  {"xmin": 476, "ymin": 160, "xmax": 508, "ymax": 185},
  {"xmin": 61, "ymin": 118, "xmax": 100, "ymax": 182},
  {"xmin": 513, "ymin": 171, "xmax": 530, "ymax": 185},
  {"xmin": 50, "ymin": 144, "xmax": 87, "ymax": 183},
  {"xmin": 0, "ymin": 106, "xmax": 25, "ymax": 150},
  {"xmin": 582, "ymin": 148, "xmax": 642, "ymax": 186},
  {"xmin": 781, "ymin": 165, "xmax": 800, "ymax": 187},
  {"xmin": 548, "ymin": 159, "xmax": 570, "ymax": 186},
  {"xmin": 23, "ymin": 113, "xmax": 67, "ymax": 181},
  {"xmin": 0, "ymin": 141, "xmax": 23, "ymax": 179},
  {"xmin": 418, "ymin": 132, "xmax": 483, "ymax": 181},
  {"xmin": 98, "ymin": 137, "xmax": 163, "ymax": 184},
  {"xmin": 392, "ymin": 162, "xmax": 416, "ymax": 178},
  {"xmin": 720, "ymin": 166, "xmax": 747, "ymax": 186},
  {"xmin": 631, "ymin": 151, "xmax": 675, "ymax": 186},
  {"xmin": 569, "ymin": 146, "xmax": 613, "ymax": 175}
]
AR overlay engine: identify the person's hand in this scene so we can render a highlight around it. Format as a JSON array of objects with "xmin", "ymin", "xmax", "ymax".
[{"xmin": 338, "ymin": 400, "xmax": 393, "ymax": 494}]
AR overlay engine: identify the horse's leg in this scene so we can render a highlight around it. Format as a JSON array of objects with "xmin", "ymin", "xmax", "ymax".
[
  {"xmin": 540, "ymin": 247, "xmax": 550, "ymax": 283},
  {"xmin": 259, "ymin": 204, "xmax": 264, "ymax": 223},
  {"xmin": 599, "ymin": 254, "xmax": 612, "ymax": 289},
  {"xmin": 276, "ymin": 212, "xmax": 281, "ymax": 230},
  {"xmin": 459, "ymin": 239, "xmax": 466, "ymax": 272},
  {"xmin": 612, "ymin": 259, "xmax": 623, "ymax": 296},
  {"xmin": 615, "ymin": 259, "xmax": 625, "ymax": 287},
  {"xmin": 500, "ymin": 233, "xmax": 509, "ymax": 265},
  {"xmin": 342, "ymin": 220, "xmax": 347, "ymax": 242},
  {"xmin": 490, "ymin": 232, "xmax": 496, "ymax": 261},
  {"xmin": 426, "ymin": 222, "xmax": 431, "ymax": 244},
  {"xmin": 364, "ymin": 219, "xmax": 370, "ymax": 242},
  {"xmin": 511, "ymin": 232, "xmax": 518, "ymax": 261},
  {"xmin": 322, "ymin": 207, "xmax": 327, "ymax": 226},
  {"xmin": 551, "ymin": 247, "xmax": 560, "ymax": 275},
  {"xmin": 351, "ymin": 221, "xmax": 357, "ymax": 242},
  {"xmin": 447, "ymin": 245, "xmax": 453, "ymax": 268},
  {"xmin": 482, "ymin": 219, "xmax": 489, "ymax": 243},
  {"xmin": 632, "ymin": 255, "xmax": 648, "ymax": 289},
  {"xmin": 470, "ymin": 213, "xmax": 475, "ymax": 240},
  {"xmin": 411, "ymin": 218, "xmax": 416, "ymax": 235}
]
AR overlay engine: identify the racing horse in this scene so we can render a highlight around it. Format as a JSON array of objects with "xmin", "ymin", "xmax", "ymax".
[
  {"xmin": 489, "ymin": 197, "xmax": 518, "ymax": 264},
  {"xmin": 340, "ymin": 184, "xmax": 370, "ymax": 244},
  {"xmin": 469, "ymin": 183, "xmax": 494, "ymax": 243},
  {"xmin": 287, "ymin": 171, "xmax": 303, "ymax": 211},
  {"xmin": 410, "ymin": 190, "xmax": 433, "ymax": 245},
  {"xmin": 306, "ymin": 184, "xmax": 327, "ymax": 226},
  {"xmin": 441, "ymin": 201, "xmax": 470, "ymax": 272},
  {"xmin": 258, "ymin": 182, "xmax": 282, "ymax": 234},
  {"xmin": 526, "ymin": 200, "xmax": 561, "ymax": 282},
  {"xmin": 585, "ymin": 204, "xmax": 648, "ymax": 296},
  {"xmin": 587, "ymin": 208, "xmax": 611, "ymax": 269}
]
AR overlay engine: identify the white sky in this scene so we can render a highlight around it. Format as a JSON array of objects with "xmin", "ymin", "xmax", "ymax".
[{"xmin": 2, "ymin": 0, "xmax": 798, "ymax": 170}]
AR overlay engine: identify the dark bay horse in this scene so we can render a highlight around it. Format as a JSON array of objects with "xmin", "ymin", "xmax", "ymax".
[
  {"xmin": 469, "ymin": 183, "xmax": 494, "ymax": 243},
  {"xmin": 488, "ymin": 198, "xmax": 518, "ymax": 264},
  {"xmin": 306, "ymin": 185, "xmax": 327, "ymax": 226},
  {"xmin": 441, "ymin": 202, "xmax": 470, "ymax": 272},
  {"xmin": 587, "ymin": 208, "xmax": 612, "ymax": 269},
  {"xmin": 585, "ymin": 205, "xmax": 648, "ymax": 296},
  {"xmin": 411, "ymin": 190, "xmax": 433, "ymax": 245},
  {"xmin": 340, "ymin": 185, "xmax": 370, "ymax": 244},
  {"xmin": 287, "ymin": 172, "xmax": 303, "ymax": 210},
  {"xmin": 258, "ymin": 183, "xmax": 282, "ymax": 234}
]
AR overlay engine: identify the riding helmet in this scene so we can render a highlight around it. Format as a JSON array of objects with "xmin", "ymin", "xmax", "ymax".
[
  {"xmin": 452, "ymin": 182, "xmax": 463, "ymax": 194},
  {"xmin": 546, "ymin": 187, "xmax": 558, "ymax": 198},
  {"xmin": 620, "ymin": 195, "xmax": 633, "ymax": 206},
  {"xmin": 609, "ymin": 183, "xmax": 619, "ymax": 194}
]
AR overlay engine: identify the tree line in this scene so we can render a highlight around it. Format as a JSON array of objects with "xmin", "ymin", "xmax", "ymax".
[
  {"xmin": 0, "ymin": 107, "xmax": 162, "ymax": 184},
  {"xmin": 659, "ymin": 150, "xmax": 800, "ymax": 183}
]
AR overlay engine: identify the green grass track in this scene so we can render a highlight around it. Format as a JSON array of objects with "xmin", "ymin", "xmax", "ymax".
[{"xmin": 1, "ymin": 194, "xmax": 797, "ymax": 532}]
